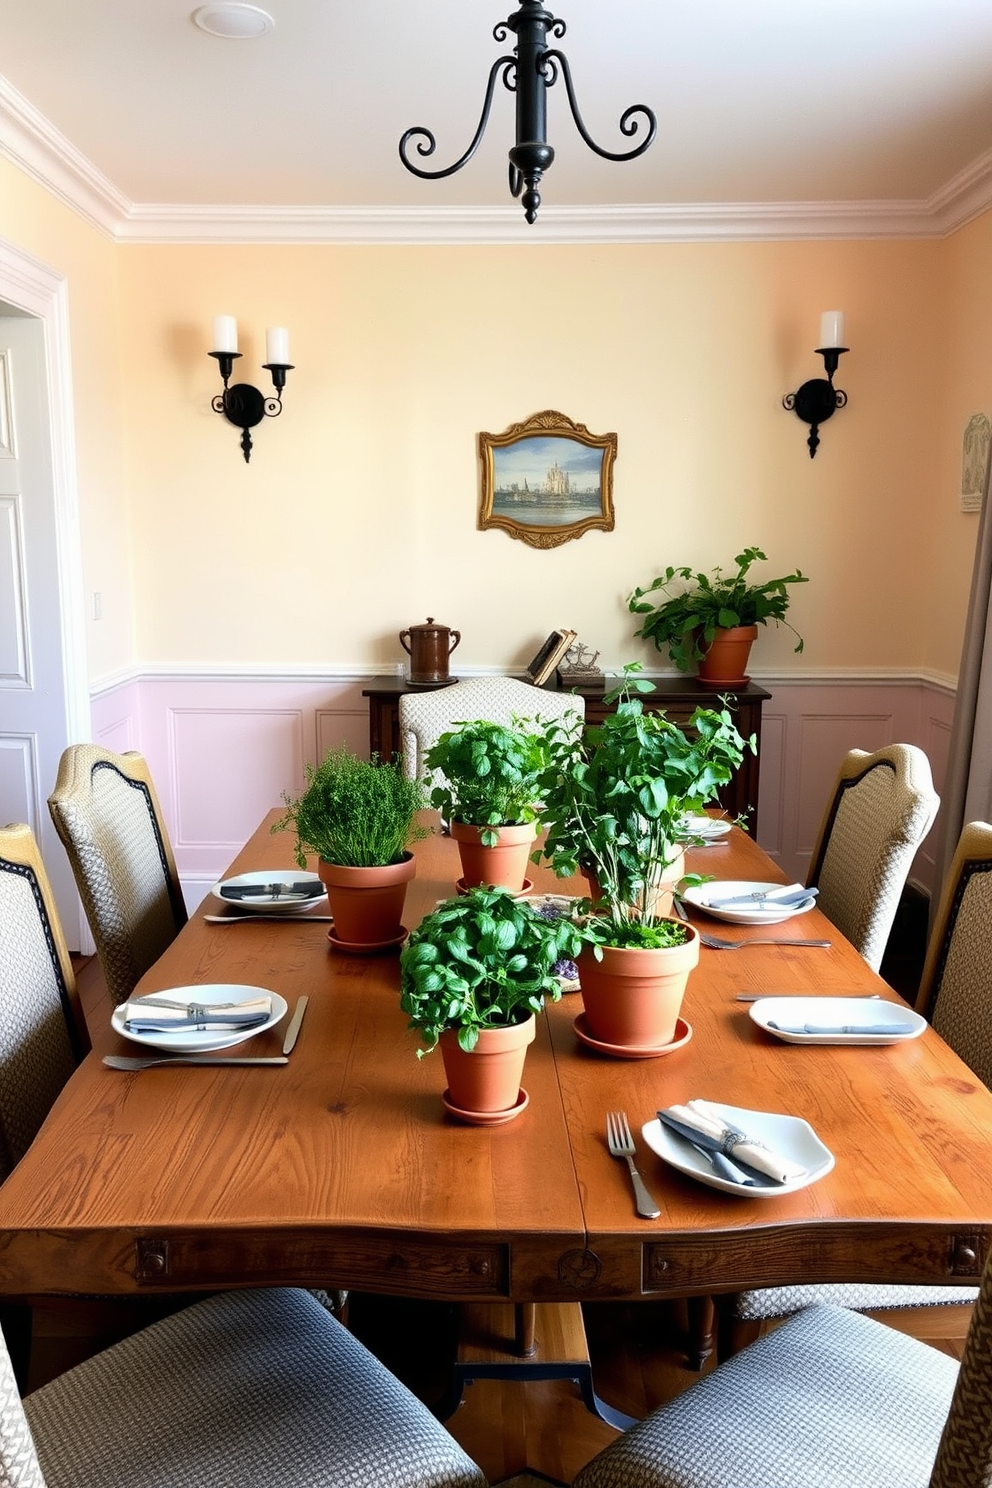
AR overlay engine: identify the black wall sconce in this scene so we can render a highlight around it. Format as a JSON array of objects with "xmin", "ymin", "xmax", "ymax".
[
  {"xmin": 209, "ymin": 316, "xmax": 293, "ymax": 463},
  {"xmin": 399, "ymin": 0, "xmax": 657, "ymax": 225},
  {"xmin": 783, "ymin": 311, "xmax": 849, "ymax": 459}
]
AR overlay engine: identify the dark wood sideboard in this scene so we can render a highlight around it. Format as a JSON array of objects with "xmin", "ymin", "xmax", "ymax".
[{"xmin": 362, "ymin": 675, "xmax": 770, "ymax": 832}]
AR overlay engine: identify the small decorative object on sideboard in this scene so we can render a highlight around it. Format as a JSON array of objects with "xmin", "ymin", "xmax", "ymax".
[
  {"xmin": 557, "ymin": 640, "xmax": 604, "ymax": 690},
  {"xmin": 628, "ymin": 546, "xmax": 807, "ymax": 687},
  {"xmin": 399, "ymin": 617, "xmax": 461, "ymax": 686}
]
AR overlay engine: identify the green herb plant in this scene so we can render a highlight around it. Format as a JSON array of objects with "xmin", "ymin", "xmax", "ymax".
[
  {"xmin": 628, "ymin": 545, "xmax": 808, "ymax": 673},
  {"xmin": 425, "ymin": 718, "xmax": 549, "ymax": 845},
  {"xmin": 273, "ymin": 745, "xmax": 429, "ymax": 868},
  {"xmin": 536, "ymin": 665, "xmax": 754, "ymax": 951},
  {"xmin": 399, "ymin": 885, "xmax": 583, "ymax": 1054}
]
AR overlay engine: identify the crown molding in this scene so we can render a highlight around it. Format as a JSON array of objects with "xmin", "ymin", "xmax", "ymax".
[{"xmin": 3, "ymin": 70, "xmax": 992, "ymax": 246}]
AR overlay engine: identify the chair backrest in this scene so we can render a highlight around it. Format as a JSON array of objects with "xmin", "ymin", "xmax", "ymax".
[
  {"xmin": 0, "ymin": 824, "xmax": 88, "ymax": 1183},
  {"xmin": 807, "ymin": 744, "xmax": 939, "ymax": 972},
  {"xmin": 915, "ymin": 820, "xmax": 992, "ymax": 1090},
  {"xmin": 928, "ymin": 1236, "xmax": 992, "ymax": 1487},
  {"xmin": 398, "ymin": 677, "xmax": 585, "ymax": 786},
  {"xmin": 48, "ymin": 746, "xmax": 188, "ymax": 1006}
]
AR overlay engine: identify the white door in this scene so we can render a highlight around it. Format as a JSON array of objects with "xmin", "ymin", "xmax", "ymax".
[{"xmin": 0, "ymin": 310, "xmax": 82, "ymax": 935}]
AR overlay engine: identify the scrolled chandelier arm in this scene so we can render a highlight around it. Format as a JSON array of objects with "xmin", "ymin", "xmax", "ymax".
[
  {"xmin": 398, "ymin": 0, "xmax": 657, "ymax": 225},
  {"xmin": 541, "ymin": 49, "xmax": 656, "ymax": 162},
  {"xmin": 399, "ymin": 56, "xmax": 516, "ymax": 180}
]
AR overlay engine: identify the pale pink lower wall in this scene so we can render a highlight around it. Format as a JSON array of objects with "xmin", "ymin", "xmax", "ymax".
[{"xmin": 89, "ymin": 672, "xmax": 955, "ymax": 918}]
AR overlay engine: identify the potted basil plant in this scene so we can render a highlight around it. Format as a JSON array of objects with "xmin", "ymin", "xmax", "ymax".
[
  {"xmin": 425, "ymin": 718, "xmax": 549, "ymax": 894},
  {"xmin": 399, "ymin": 886, "xmax": 583, "ymax": 1123},
  {"xmin": 274, "ymin": 745, "xmax": 429, "ymax": 952},
  {"xmin": 628, "ymin": 545, "xmax": 808, "ymax": 685},
  {"xmin": 536, "ymin": 666, "xmax": 754, "ymax": 1051}
]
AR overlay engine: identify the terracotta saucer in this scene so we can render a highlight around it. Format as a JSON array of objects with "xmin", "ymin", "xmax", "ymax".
[
  {"xmin": 327, "ymin": 926, "xmax": 408, "ymax": 955},
  {"xmin": 441, "ymin": 1087, "xmax": 529, "ymax": 1125},
  {"xmin": 573, "ymin": 1013, "xmax": 693, "ymax": 1061},
  {"xmin": 455, "ymin": 877, "xmax": 534, "ymax": 898}
]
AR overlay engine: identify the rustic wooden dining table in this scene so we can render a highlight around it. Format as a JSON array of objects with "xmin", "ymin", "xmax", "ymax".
[{"xmin": 0, "ymin": 810, "xmax": 989, "ymax": 1343}]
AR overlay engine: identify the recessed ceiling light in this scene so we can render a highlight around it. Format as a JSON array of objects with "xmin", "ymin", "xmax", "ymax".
[{"xmin": 192, "ymin": 4, "xmax": 274, "ymax": 40}]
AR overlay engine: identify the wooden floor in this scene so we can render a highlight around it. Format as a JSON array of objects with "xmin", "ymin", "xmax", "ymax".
[{"xmin": 29, "ymin": 951, "xmax": 963, "ymax": 1487}]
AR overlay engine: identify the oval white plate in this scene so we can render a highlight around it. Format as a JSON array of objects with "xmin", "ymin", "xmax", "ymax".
[
  {"xmin": 642, "ymin": 1102, "xmax": 834, "ymax": 1197},
  {"xmin": 750, "ymin": 996, "xmax": 927, "ymax": 1046},
  {"xmin": 677, "ymin": 815, "xmax": 733, "ymax": 841},
  {"xmin": 682, "ymin": 881, "xmax": 816, "ymax": 925},
  {"xmin": 211, "ymin": 870, "xmax": 326, "ymax": 914},
  {"xmin": 113, "ymin": 984, "xmax": 288, "ymax": 1053}
]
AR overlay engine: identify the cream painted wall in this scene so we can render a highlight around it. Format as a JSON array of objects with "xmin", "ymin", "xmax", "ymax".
[
  {"xmin": 0, "ymin": 158, "xmax": 133, "ymax": 680},
  {"xmin": 117, "ymin": 237, "xmax": 950, "ymax": 680}
]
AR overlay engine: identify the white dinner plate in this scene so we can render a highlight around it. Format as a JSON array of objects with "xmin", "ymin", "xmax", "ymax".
[
  {"xmin": 641, "ymin": 1102, "xmax": 834, "ymax": 1197},
  {"xmin": 750, "ymin": 996, "xmax": 927, "ymax": 1046},
  {"xmin": 112, "ymin": 984, "xmax": 288, "ymax": 1053},
  {"xmin": 682, "ymin": 880, "xmax": 816, "ymax": 925},
  {"xmin": 677, "ymin": 815, "xmax": 733, "ymax": 841},
  {"xmin": 211, "ymin": 870, "xmax": 326, "ymax": 914}
]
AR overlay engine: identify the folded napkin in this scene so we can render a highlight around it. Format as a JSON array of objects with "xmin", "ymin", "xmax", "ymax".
[
  {"xmin": 220, "ymin": 881, "xmax": 319, "ymax": 900},
  {"xmin": 123, "ymin": 993, "xmax": 272, "ymax": 1033},
  {"xmin": 703, "ymin": 882, "xmax": 815, "ymax": 910},
  {"xmin": 662, "ymin": 1098, "xmax": 808, "ymax": 1183},
  {"xmin": 767, "ymin": 1020, "xmax": 911, "ymax": 1036}
]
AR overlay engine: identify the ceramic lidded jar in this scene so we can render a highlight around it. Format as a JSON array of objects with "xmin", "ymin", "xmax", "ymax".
[{"xmin": 399, "ymin": 617, "xmax": 461, "ymax": 684}]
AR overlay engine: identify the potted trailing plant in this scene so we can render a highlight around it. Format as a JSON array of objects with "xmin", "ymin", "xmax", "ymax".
[
  {"xmin": 628, "ymin": 545, "xmax": 808, "ymax": 685},
  {"xmin": 425, "ymin": 718, "xmax": 549, "ymax": 893},
  {"xmin": 274, "ymin": 745, "xmax": 429, "ymax": 951},
  {"xmin": 399, "ymin": 885, "xmax": 583, "ymax": 1123},
  {"xmin": 536, "ymin": 666, "xmax": 754, "ymax": 1051}
]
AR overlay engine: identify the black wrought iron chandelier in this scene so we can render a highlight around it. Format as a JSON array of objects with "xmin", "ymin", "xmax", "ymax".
[{"xmin": 399, "ymin": 0, "xmax": 657, "ymax": 225}]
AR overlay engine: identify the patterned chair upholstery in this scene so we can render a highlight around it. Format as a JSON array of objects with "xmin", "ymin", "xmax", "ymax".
[
  {"xmin": 398, "ymin": 676, "xmax": 584, "ymax": 789},
  {"xmin": 48, "ymin": 745, "xmax": 188, "ymax": 1006},
  {"xmin": 717, "ymin": 820, "xmax": 992, "ymax": 1358},
  {"xmin": 807, "ymin": 743, "xmax": 939, "ymax": 973},
  {"xmin": 574, "ymin": 1240, "xmax": 992, "ymax": 1488},
  {"xmin": 0, "ymin": 823, "xmax": 90, "ymax": 1388},
  {"xmin": 3, "ymin": 1286, "xmax": 488, "ymax": 1488}
]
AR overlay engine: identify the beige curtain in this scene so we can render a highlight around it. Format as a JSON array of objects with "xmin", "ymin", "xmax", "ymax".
[{"xmin": 937, "ymin": 450, "xmax": 992, "ymax": 888}]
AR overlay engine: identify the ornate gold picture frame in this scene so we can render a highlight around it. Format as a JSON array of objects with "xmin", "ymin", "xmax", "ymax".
[{"xmin": 478, "ymin": 410, "xmax": 616, "ymax": 549}]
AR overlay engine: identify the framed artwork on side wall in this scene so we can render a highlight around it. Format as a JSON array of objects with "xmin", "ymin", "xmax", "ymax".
[{"xmin": 478, "ymin": 409, "xmax": 616, "ymax": 549}]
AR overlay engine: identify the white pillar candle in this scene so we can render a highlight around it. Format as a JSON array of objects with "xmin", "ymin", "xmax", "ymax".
[
  {"xmin": 819, "ymin": 310, "xmax": 845, "ymax": 349},
  {"xmin": 212, "ymin": 315, "xmax": 238, "ymax": 353},
  {"xmin": 266, "ymin": 326, "xmax": 290, "ymax": 365}
]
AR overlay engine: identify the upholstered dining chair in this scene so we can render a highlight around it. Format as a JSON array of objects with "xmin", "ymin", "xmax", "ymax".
[
  {"xmin": 48, "ymin": 745, "xmax": 188, "ymax": 1006},
  {"xmin": 0, "ymin": 822, "xmax": 91, "ymax": 1386},
  {"xmin": 573, "ymin": 1243, "xmax": 992, "ymax": 1488},
  {"xmin": 713, "ymin": 819, "xmax": 992, "ymax": 1364},
  {"xmin": 398, "ymin": 675, "xmax": 585, "ymax": 788},
  {"xmin": 2, "ymin": 1285, "xmax": 488, "ymax": 1488},
  {"xmin": 804, "ymin": 742, "xmax": 939, "ymax": 974}
]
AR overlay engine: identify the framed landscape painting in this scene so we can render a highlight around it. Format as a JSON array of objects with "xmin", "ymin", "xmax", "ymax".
[{"xmin": 478, "ymin": 410, "xmax": 616, "ymax": 549}]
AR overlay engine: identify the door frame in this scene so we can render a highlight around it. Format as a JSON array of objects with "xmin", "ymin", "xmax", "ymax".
[{"xmin": 0, "ymin": 235, "xmax": 91, "ymax": 940}]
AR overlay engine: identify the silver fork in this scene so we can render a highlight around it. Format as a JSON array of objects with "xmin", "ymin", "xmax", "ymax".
[
  {"xmin": 606, "ymin": 1111, "xmax": 661, "ymax": 1219},
  {"xmin": 103, "ymin": 1054, "xmax": 289, "ymax": 1070},
  {"xmin": 698, "ymin": 932, "xmax": 831, "ymax": 950}
]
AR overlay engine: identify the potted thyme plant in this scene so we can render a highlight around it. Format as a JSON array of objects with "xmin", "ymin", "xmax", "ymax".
[
  {"xmin": 628, "ymin": 545, "xmax": 808, "ymax": 685},
  {"xmin": 274, "ymin": 745, "xmax": 429, "ymax": 951},
  {"xmin": 425, "ymin": 718, "xmax": 549, "ymax": 893},
  {"xmin": 399, "ymin": 885, "xmax": 582, "ymax": 1122},
  {"xmin": 536, "ymin": 666, "xmax": 754, "ymax": 1051}
]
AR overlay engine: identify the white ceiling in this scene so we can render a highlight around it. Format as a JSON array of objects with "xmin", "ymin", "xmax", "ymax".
[{"xmin": 4, "ymin": 0, "xmax": 992, "ymax": 243}]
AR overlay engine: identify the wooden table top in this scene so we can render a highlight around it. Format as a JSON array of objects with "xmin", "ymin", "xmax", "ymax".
[{"xmin": 0, "ymin": 812, "xmax": 989, "ymax": 1305}]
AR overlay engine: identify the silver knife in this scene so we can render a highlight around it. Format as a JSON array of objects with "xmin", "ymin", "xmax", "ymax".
[{"xmin": 282, "ymin": 996, "xmax": 308, "ymax": 1055}]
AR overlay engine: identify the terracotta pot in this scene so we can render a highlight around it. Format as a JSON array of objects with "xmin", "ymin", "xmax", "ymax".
[
  {"xmin": 578, "ymin": 925, "xmax": 700, "ymax": 1048},
  {"xmin": 451, "ymin": 819, "xmax": 538, "ymax": 892},
  {"xmin": 697, "ymin": 624, "xmax": 758, "ymax": 687},
  {"xmin": 317, "ymin": 852, "xmax": 415, "ymax": 947},
  {"xmin": 439, "ymin": 1014, "xmax": 536, "ymax": 1120},
  {"xmin": 582, "ymin": 847, "xmax": 686, "ymax": 921}
]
